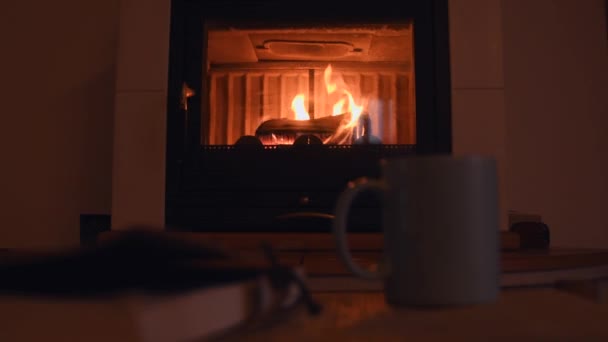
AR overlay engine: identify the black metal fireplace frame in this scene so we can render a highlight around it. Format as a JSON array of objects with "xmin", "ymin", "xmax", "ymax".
[{"xmin": 164, "ymin": 0, "xmax": 452, "ymax": 232}]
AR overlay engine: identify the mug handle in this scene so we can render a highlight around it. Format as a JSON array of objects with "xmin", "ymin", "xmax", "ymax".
[{"xmin": 333, "ymin": 177, "xmax": 388, "ymax": 280}]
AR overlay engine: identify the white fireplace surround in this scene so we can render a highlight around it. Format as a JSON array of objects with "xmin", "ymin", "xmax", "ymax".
[{"xmin": 110, "ymin": 0, "xmax": 508, "ymax": 231}]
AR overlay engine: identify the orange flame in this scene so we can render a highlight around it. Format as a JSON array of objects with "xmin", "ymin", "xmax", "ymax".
[
  {"xmin": 291, "ymin": 94, "xmax": 310, "ymax": 121},
  {"xmin": 286, "ymin": 64, "xmax": 366, "ymax": 144},
  {"xmin": 322, "ymin": 64, "xmax": 365, "ymax": 144},
  {"xmin": 332, "ymin": 98, "xmax": 346, "ymax": 116},
  {"xmin": 324, "ymin": 64, "xmax": 338, "ymax": 94}
]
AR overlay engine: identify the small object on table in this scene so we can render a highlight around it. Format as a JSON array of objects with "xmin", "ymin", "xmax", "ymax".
[{"xmin": 510, "ymin": 221, "xmax": 550, "ymax": 249}]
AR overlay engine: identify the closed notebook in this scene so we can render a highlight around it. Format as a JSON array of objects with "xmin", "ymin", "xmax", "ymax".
[{"xmin": 0, "ymin": 230, "xmax": 321, "ymax": 341}]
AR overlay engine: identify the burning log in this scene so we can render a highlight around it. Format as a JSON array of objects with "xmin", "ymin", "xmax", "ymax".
[
  {"xmin": 255, "ymin": 113, "xmax": 347, "ymax": 136},
  {"xmin": 255, "ymin": 113, "xmax": 349, "ymax": 145},
  {"xmin": 254, "ymin": 112, "xmax": 382, "ymax": 145}
]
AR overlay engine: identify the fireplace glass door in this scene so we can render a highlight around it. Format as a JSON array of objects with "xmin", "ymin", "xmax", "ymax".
[{"xmin": 200, "ymin": 23, "xmax": 415, "ymax": 147}]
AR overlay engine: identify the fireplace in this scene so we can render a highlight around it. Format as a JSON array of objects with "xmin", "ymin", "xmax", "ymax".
[{"xmin": 164, "ymin": 0, "xmax": 452, "ymax": 232}]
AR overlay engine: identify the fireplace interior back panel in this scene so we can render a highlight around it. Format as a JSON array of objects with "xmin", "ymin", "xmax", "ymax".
[{"xmin": 207, "ymin": 67, "xmax": 415, "ymax": 145}]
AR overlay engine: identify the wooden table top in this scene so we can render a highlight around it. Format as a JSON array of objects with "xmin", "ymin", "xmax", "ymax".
[
  {"xmin": 299, "ymin": 248, "xmax": 608, "ymax": 275},
  {"xmin": 99, "ymin": 231, "xmax": 608, "ymax": 274},
  {"xmin": 3, "ymin": 238, "xmax": 608, "ymax": 341},
  {"xmin": 298, "ymin": 249, "xmax": 608, "ymax": 292},
  {"xmin": 224, "ymin": 288, "xmax": 608, "ymax": 341}
]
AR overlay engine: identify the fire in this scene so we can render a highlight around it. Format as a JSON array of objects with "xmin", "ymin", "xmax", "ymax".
[
  {"xmin": 291, "ymin": 94, "xmax": 310, "ymax": 121},
  {"xmin": 332, "ymin": 99, "xmax": 346, "ymax": 116},
  {"xmin": 288, "ymin": 64, "xmax": 366, "ymax": 144},
  {"xmin": 323, "ymin": 64, "xmax": 363, "ymax": 121},
  {"xmin": 324, "ymin": 64, "xmax": 339, "ymax": 94}
]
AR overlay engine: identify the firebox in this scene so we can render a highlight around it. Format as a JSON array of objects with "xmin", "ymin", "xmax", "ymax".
[{"xmin": 165, "ymin": 0, "xmax": 452, "ymax": 232}]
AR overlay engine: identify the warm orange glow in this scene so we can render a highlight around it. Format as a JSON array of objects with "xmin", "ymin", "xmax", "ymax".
[
  {"xmin": 260, "ymin": 133, "xmax": 295, "ymax": 145},
  {"xmin": 324, "ymin": 64, "xmax": 338, "ymax": 94},
  {"xmin": 291, "ymin": 94, "xmax": 310, "ymax": 121},
  {"xmin": 321, "ymin": 64, "xmax": 365, "ymax": 144},
  {"xmin": 286, "ymin": 64, "xmax": 366, "ymax": 144},
  {"xmin": 332, "ymin": 98, "xmax": 346, "ymax": 116}
]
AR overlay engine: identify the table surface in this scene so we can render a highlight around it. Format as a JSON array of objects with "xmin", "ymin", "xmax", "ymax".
[
  {"xmin": 2, "ymin": 246, "xmax": 608, "ymax": 341},
  {"xmin": 299, "ymin": 248, "xmax": 608, "ymax": 276},
  {"xmin": 226, "ymin": 288, "xmax": 608, "ymax": 341}
]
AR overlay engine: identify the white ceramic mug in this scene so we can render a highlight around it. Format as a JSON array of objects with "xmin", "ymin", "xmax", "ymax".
[{"xmin": 333, "ymin": 155, "xmax": 500, "ymax": 306}]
